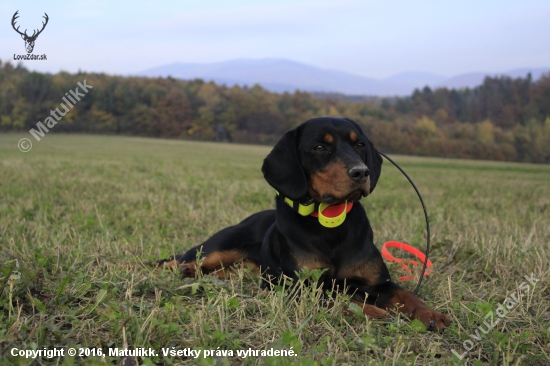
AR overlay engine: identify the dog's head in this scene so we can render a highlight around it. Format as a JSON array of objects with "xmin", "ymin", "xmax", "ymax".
[{"xmin": 262, "ymin": 117, "xmax": 382, "ymax": 205}]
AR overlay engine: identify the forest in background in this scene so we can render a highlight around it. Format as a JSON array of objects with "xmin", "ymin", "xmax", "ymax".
[{"xmin": 1, "ymin": 60, "xmax": 549, "ymax": 163}]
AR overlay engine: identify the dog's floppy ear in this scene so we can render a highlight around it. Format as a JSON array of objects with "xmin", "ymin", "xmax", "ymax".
[
  {"xmin": 261, "ymin": 128, "xmax": 308, "ymax": 200},
  {"xmin": 346, "ymin": 119, "xmax": 383, "ymax": 193}
]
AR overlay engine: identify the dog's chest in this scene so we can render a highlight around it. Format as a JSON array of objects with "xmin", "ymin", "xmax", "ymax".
[{"xmin": 292, "ymin": 249, "xmax": 337, "ymax": 277}]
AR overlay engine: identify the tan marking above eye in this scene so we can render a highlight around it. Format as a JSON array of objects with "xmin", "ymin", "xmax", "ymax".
[
  {"xmin": 324, "ymin": 134, "xmax": 334, "ymax": 143},
  {"xmin": 350, "ymin": 131, "xmax": 357, "ymax": 141}
]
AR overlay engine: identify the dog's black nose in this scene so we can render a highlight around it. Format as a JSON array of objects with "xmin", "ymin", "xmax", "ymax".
[{"xmin": 348, "ymin": 165, "xmax": 369, "ymax": 183}]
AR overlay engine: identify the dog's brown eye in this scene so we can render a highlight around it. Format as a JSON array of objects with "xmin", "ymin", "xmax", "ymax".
[
  {"xmin": 356, "ymin": 143, "xmax": 365, "ymax": 150},
  {"xmin": 314, "ymin": 145, "xmax": 326, "ymax": 152}
]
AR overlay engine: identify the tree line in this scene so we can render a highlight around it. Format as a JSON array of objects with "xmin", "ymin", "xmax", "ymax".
[{"xmin": 1, "ymin": 60, "xmax": 549, "ymax": 163}]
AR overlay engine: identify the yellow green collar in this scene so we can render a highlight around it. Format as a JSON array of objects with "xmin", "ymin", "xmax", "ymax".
[{"xmin": 275, "ymin": 191, "xmax": 351, "ymax": 228}]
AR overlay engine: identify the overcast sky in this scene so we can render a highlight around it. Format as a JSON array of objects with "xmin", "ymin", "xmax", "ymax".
[{"xmin": 1, "ymin": 0, "xmax": 549, "ymax": 79}]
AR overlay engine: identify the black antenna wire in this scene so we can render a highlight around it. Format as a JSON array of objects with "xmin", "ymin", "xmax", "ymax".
[{"xmin": 378, "ymin": 152, "xmax": 430, "ymax": 296}]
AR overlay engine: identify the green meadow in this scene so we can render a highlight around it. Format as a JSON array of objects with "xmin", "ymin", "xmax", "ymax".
[{"xmin": 0, "ymin": 133, "xmax": 549, "ymax": 365}]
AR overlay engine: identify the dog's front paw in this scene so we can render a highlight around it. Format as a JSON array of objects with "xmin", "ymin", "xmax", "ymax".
[
  {"xmin": 413, "ymin": 307, "xmax": 451, "ymax": 331},
  {"xmin": 156, "ymin": 258, "xmax": 197, "ymax": 277}
]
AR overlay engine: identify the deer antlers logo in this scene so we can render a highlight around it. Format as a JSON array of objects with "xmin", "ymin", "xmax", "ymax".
[{"xmin": 12, "ymin": 11, "xmax": 49, "ymax": 54}]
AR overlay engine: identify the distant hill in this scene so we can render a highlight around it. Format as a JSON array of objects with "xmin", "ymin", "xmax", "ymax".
[
  {"xmin": 137, "ymin": 59, "xmax": 550, "ymax": 96},
  {"xmin": 434, "ymin": 68, "xmax": 550, "ymax": 90},
  {"xmin": 382, "ymin": 71, "xmax": 447, "ymax": 93},
  {"xmin": 138, "ymin": 59, "xmax": 395, "ymax": 95}
]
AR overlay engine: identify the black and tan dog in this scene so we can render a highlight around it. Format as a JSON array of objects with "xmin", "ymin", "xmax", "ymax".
[{"xmin": 158, "ymin": 117, "xmax": 450, "ymax": 331}]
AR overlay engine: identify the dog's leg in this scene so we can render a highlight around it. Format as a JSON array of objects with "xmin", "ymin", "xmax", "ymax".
[
  {"xmin": 156, "ymin": 211, "xmax": 274, "ymax": 278},
  {"xmin": 347, "ymin": 299, "xmax": 388, "ymax": 319},
  {"xmin": 353, "ymin": 280, "xmax": 450, "ymax": 331},
  {"xmin": 157, "ymin": 250, "xmax": 259, "ymax": 279},
  {"xmin": 380, "ymin": 286, "xmax": 451, "ymax": 331},
  {"xmin": 337, "ymin": 256, "xmax": 450, "ymax": 331}
]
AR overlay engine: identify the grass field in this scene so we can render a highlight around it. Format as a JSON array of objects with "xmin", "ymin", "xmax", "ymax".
[{"xmin": 1, "ymin": 133, "xmax": 549, "ymax": 365}]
